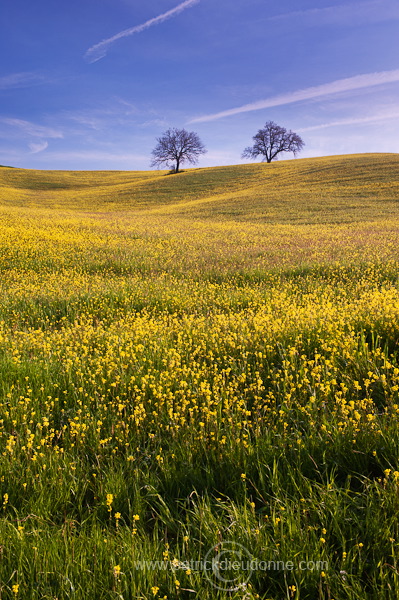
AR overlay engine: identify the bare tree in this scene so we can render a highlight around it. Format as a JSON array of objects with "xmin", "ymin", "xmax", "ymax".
[
  {"xmin": 151, "ymin": 128, "xmax": 207, "ymax": 173},
  {"xmin": 242, "ymin": 121, "xmax": 304, "ymax": 163}
]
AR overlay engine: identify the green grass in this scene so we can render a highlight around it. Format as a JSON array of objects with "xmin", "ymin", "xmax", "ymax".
[
  {"xmin": 1, "ymin": 154, "xmax": 399, "ymax": 599},
  {"xmin": 1, "ymin": 153, "xmax": 399, "ymax": 220}
]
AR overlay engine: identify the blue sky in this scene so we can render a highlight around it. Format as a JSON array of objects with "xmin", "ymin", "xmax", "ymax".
[{"xmin": 1, "ymin": 0, "xmax": 398, "ymax": 170}]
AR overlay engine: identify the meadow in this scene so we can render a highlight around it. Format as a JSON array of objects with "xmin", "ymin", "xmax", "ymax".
[{"xmin": 1, "ymin": 153, "xmax": 399, "ymax": 599}]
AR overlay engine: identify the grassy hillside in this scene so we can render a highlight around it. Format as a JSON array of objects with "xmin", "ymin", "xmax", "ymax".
[
  {"xmin": 1, "ymin": 154, "xmax": 399, "ymax": 600},
  {"xmin": 1, "ymin": 153, "xmax": 399, "ymax": 222}
]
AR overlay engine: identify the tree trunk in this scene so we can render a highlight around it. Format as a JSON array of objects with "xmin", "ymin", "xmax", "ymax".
[{"xmin": 175, "ymin": 158, "xmax": 180, "ymax": 173}]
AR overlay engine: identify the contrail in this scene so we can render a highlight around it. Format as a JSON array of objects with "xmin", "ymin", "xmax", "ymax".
[
  {"xmin": 298, "ymin": 110, "xmax": 399, "ymax": 132},
  {"xmin": 268, "ymin": 0, "xmax": 399, "ymax": 24},
  {"xmin": 85, "ymin": 0, "xmax": 200, "ymax": 63},
  {"xmin": 189, "ymin": 69, "xmax": 399, "ymax": 123}
]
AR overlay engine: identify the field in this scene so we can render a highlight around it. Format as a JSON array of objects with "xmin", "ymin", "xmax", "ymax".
[{"xmin": 1, "ymin": 153, "xmax": 399, "ymax": 599}]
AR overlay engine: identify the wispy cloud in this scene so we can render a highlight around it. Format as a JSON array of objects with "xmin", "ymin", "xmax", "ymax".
[
  {"xmin": 0, "ymin": 72, "xmax": 45, "ymax": 90},
  {"xmin": 1, "ymin": 118, "xmax": 63, "ymax": 139},
  {"xmin": 189, "ymin": 69, "xmax": 399, "ymax": 123},
  {"xmin": 29, "ymin": 141, "xmax": 49, "ymax": 154},
  {"xmin": 268, "ymin": 0, "xmax": 399, "ymax": 25},
  {"xmin": 298, "ymin": 110, "xmax": 399, "ymax": 132},
  {"xmin": 114, "ymin": 97, "xmax": 140, "ymax": 115},
  {"xmin": 33, "ymin": 150, "xmax": 149, "ymax": 164},
  {"xmin": 138, "ymin": 118, "xmax": 169, "ymax": 128},
  {"xmin": 68, "ymin": 115, "xmax": 104, "ymax": 130},
  {"xmin": 85, "ymin": 0, "xmax": 200, "ymax": 63}
]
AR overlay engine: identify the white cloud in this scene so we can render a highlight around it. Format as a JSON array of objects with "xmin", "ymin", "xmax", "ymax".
[
  {"xmin": 85, "ymin": 0, "xmax": 200, "ymax": 63},
  {"xmin": 29, "ymin": 141, "xmax": 49, "ymax": 153},
  {"xmin": 0, "ymin": 72, "xmax": 44, "ymax": 90},
  {"xmin": 36, "ymin": 150, "xmax": 148, "ymax": 162},
  {"xmin": 269, "ymin": 0, "xmax": 399, "ymax": 25},
  {"xmin": 68, "ymin": 115, "xmax": 103, "ymax": 130},
  {"xmin": 298, "ymin": 110, "xmax": 399, "ymax": 132},
  {"xmin": 138, "ymin": 118, "xmax": 169, "ymax": 128},
  {"xmin": 114, "ymin": 97, "xmax": 140, "ymax": 115},
  {"xmin": 1, "ymin": 118, "xmax": 63, "ymax": 139},
  {"xmin": 189, "ymin": 69, "xmax": 399, "ymax": 123}
]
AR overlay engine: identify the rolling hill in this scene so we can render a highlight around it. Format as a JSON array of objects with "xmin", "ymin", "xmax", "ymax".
[
  {"xmin": 1, "ymin": 153, "xmax": 399, "ymax": 223},
  {"xmin": 2, "ymin": 153, "xmax": 399, "ymax": 599}
]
